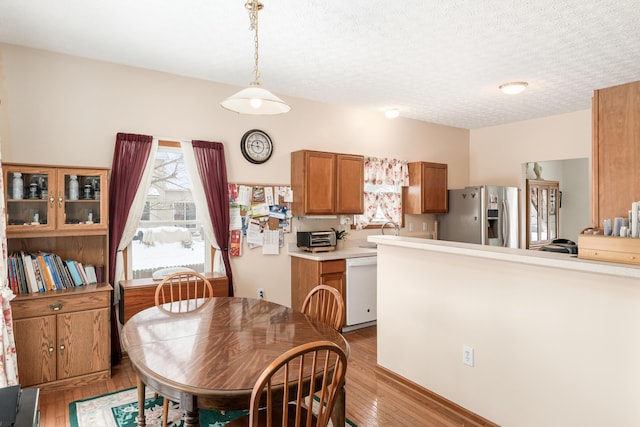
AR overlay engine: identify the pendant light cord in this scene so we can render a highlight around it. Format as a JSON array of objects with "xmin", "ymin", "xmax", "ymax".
[{"xmin": 246, "ymin": 0, "xmax": 263, "ymax": 85}]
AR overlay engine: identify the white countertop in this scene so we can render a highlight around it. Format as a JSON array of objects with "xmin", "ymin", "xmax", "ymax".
[
  {"xmin": 369, "ymin": 235, "xmax": 640, "ymax": 279},
  {"xmin": 288, "ymin": 246, "xmax": 377, "ymax": 261}
]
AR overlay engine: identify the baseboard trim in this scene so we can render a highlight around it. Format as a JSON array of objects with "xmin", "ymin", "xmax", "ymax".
[{"xmin": 375, "ymin": 364, "xmax": 500, "ymax": 427}]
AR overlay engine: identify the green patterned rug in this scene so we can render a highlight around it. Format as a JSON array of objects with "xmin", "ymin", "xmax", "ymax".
[{"xmin": 69, "ymin": 387, "xmax": 356, "ymax": 426}]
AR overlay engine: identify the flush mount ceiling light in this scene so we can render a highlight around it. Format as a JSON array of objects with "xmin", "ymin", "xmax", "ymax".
[
  {"xmin": 221, "ymin": 0, "xmax": 290, "ymax": 115},
  {"xmin": 499, "ymin": 81, "xmax": 529, "ymax": 95},
  {"xmin": 384, "ymin": 108, "xmax": 400, "ymax": 119}
]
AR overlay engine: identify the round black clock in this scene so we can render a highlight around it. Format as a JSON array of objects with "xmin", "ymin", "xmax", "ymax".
[{"xmin": 240, "ymin": 129, "xmax": 273, "ymax": 164}]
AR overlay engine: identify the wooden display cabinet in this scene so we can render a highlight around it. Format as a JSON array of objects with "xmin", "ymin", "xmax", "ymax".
[
  {"xmin": 291, "ymin": 257, "xmax": 346, "ymax": 327},
  {"xmin": 4, "ymin": 163, "xmax": 111, "ymax": 390},
  {"xmin": 291, "ymin": 150, "xmax": 364, "ymax": 215},
  {"xmin": 4, "ymin": 164, "xmax": 107, "ymax": 235},
  {"xmin": 404, "ymin": 161, "xmax": 448, "ymax": 214}
]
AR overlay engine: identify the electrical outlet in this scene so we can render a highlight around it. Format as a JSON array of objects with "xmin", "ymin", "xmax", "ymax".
[
  {"xmin": 463, "ymin": 345, "xmax": 474, "ymax": 367},
  {"xmin": 258, "ymin": 288, "xmax": 265, "ymax": 300},
  {"xmin": 423, "ymin": 222, "xmax": 428, "ymax": 232},
  {"xmin": 409, "ymin": 223, "xmax": 415, "ymax": 232}
]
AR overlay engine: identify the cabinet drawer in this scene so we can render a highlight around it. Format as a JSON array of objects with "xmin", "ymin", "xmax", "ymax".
[
  {"xmin": 11, "ymin": 289, "xmax": 110, "ymax": 320},
  {"xmin": 320, "ymin": 259, "xmax": 345, "ymax": 275},
  {"xmin": 578, "ymin": 248, "xmax": 640, "ymax": 265}
]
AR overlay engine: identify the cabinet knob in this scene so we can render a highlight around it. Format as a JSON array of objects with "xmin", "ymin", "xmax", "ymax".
[
  {"xmin": 59, "ymin": 344, "xmax": 65, "ymax": 351},
  {"xmin": 58, "ymin": 193, "xmax": 63, "ymax": 208},
  {"xmin": 49, "ymin": 194, "xmax": 55, "ymax": 208},
  {"xmin": 48, "ymin": 347, "xmax": 54, "ymax": 353},
  {"xmin": 49, "ymin": 302, "xmax": 64, "ymax": 311}
]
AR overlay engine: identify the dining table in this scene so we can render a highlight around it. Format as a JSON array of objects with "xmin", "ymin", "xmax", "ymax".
[{"xmin": 121, "ymin": 296, "xmax": 350, "ymax": 427}]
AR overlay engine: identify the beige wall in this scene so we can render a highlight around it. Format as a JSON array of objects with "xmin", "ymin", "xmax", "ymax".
[
  {"xmin": 0, "ymin": 43, "xmax": 469, "ymax": 305},
  {"xmin": 377, "ymin": 242, "xmax": 640, "ymax": 427}
]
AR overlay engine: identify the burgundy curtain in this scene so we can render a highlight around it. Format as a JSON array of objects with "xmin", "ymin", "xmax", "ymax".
[
  {"xmin": 108, "ymin": 132, "xmax": 153, "ymax": 364},
  {"xmin": 192, "ymin": 140, "xmax": 233, "ymax": 296}
]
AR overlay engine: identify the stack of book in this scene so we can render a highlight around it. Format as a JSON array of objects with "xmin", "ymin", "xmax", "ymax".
[{"xmin": 7, "ymin": 251, "xmax": 101, "ymax": 295}]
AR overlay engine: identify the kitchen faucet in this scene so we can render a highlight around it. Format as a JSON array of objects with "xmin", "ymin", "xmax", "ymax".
[{"xmin": 381, "ymin": 221, "xmax": 400, "ymax": 236}]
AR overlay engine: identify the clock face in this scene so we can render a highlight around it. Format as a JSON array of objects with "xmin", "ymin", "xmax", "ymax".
[{"xmin": 240, "ymin": 129, "xmax": 273, "ymax": 164}]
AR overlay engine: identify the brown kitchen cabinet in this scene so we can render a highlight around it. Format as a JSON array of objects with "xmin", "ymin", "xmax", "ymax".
[
  {"xmin": 404, "ymin": 161, "xmax": 448, "ymax": 214},
  {"xmin": 592, "ymin": 81, "xmax": 640, "ymax": 228},
  {"xmin": 10, "ymin": 285, "xmax": 111, "ymax": 390},
  {"xmin": 291, "ymin": 257, "xmax": 346, "ymax": 326},
  {"xmin": 291, "ymin": 150, "xmax": 364, "ymax": 215}
]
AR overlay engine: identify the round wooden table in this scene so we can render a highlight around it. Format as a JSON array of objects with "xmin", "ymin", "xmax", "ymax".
[{"xmin": 121, "ymin": 297, "xmax": 350, "ymax": 427}]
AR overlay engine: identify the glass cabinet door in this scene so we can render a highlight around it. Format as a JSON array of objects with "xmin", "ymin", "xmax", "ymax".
[
  {"xmin": 56, "ymin": 169, "xmax": 107, "ymax": 230},
  {"xmin": 5, "ymin": 166, "xmax": 56, "ymax": 233}
]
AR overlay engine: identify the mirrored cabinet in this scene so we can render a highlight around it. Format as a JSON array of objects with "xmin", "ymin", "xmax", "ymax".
[{"xmin": 526, "ymin": 179, "xmax": 560, "ymax": 248}]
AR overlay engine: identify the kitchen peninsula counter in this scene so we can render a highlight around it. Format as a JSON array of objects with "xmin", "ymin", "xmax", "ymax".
[{"xmin": 369, "ymin": 235, "xmax": 640, "ymax": 427}]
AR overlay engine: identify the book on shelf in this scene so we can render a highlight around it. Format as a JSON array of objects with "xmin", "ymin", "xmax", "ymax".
[
  {"xmin": 36, "ymin": 254, "xmax": 55, "ymax": 291},
  {"xmin": 20, "ymin": 251, "xmax": 39, "ymax": 294},
  {"xmin": 30, "ymin": 256, "xmax": 46, "ymax": 292},
  {"xmin": 84, "ymin": 264, "xmax": 98, "ymax": 284},
  {"xmin": 64, "ymin": 260, "xmax": 84, "ymax": 286}
]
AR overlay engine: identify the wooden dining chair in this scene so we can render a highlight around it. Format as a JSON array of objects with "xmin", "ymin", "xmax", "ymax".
[
  {"xmin": 227, "ymin": 340, "xmax": 348, "ymax": 427},
  {"xmin": 301, "ymin": 285, "xmax": 345, "ymax": 331},
  {"xmin": 154, "ymin": 271, "xmax": 214, "ymax": 312},
  {"xmin": 154, "ymin": 271, "xmax": 214, "ymax": 427}
]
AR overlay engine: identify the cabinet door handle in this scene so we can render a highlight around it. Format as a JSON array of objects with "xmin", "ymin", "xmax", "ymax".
[
  {"xmin": 58, "ymin": 192, "xmax": 63, "ymax": 208},
  {"xmin": 49, "ymin": 194, "xmax": 55, "ymax": 208},
  {"xmin": 49, "ymin": 302, "xmax": 64, "ymax": 311}
]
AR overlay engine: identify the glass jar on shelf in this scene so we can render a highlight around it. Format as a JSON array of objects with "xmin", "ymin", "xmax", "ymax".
[
  {"xmin": 69, "ymin": 175, "xmax": 79, "ymax": 200},
  {"xmin": 12, "ymin": 172, "xmax": 23, "ymax": 200}
]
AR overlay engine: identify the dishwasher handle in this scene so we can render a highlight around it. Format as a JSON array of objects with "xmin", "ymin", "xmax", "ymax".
[{"xmin": 346, "ymin": 256, "xmax": 377, "ymax": 267}]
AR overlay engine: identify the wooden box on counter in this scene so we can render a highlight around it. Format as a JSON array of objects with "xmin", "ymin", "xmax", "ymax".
[{"xmin": 578, "ymin": 230, "xmax": 640, "ymax": 265}]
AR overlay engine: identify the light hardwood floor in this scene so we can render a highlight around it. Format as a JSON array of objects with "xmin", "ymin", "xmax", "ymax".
[{"xmin": 38, "ymin": 326, "xmax": 498, "ymax": 426}]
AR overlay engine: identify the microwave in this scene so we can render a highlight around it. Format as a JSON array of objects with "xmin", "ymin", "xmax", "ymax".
[{"xmin": 297, "ymin": 231, "xmax": 336, "ymax": 249}]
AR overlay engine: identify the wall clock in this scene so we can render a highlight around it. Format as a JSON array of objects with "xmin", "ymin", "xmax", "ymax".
[{"xmin": 240, "ymin": 129, "xmax": 273, "ymax": 164}]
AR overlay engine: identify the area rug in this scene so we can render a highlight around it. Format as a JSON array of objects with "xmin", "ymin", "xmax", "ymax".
[{"xmin": 69, "ymin": 387, "xmax": 356, "ymax": 427}]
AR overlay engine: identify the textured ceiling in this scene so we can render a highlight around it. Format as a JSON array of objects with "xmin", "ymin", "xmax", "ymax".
[{"xmin": 0, "ymin": 0, "xmax": 639, "ymax": 129}]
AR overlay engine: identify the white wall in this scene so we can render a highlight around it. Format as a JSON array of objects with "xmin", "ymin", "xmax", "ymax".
[
  {"xmin": 0, "ymin": 43, "xmax": 469, "ymax": 306},
  {"xmin": 376, "ymin": 242, "xmax": 640, "ymax": 427}
]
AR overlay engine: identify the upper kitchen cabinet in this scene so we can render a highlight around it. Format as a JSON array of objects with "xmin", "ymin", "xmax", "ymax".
[
  {"xmin": 4, "ymin": 164, "xmax": 108, "ymax": 237},
  {"xmin": 592, "ymin": 80, "xmax": 640, "ymax": 228},
  {"xmin": 404, "ymin": 161, "xmax": 448, "ymax": 214},
  {"xmin": 291, "ymin": 150, "xmax": 364, "ymax": 215}
]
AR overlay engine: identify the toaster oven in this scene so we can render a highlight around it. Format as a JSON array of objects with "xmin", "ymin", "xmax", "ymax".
[{"xmin": 296, "ymin": 231, "xmax": 336, "ymax": 251}]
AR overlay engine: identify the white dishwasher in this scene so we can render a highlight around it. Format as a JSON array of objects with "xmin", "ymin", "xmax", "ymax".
[{"xmin": 345, "ymin": 256, "xmax": 377, "ymax": 330}]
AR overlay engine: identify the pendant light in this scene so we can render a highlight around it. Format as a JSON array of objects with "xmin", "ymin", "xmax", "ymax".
[{"xmin": 221, "ymin": 0, "xmax": 291, "ymax": 115}]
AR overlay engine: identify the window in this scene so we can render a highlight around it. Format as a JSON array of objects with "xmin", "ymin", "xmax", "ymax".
[
  {"xmin": 355, "ymin": 157, "xmax": 409, "ymax": 229},
  {"xmin": 129, "ymin": 144, "xmax": 206, "ymax": 279}
]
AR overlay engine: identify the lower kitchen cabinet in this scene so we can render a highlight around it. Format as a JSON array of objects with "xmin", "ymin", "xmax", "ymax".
[
  {"xmin": 11, "ymin": 284, "xmax": 111, "ymax": 389},
  {"xmin": 291, "ymin": 257, "xmax": 345, "ymax": 324}
]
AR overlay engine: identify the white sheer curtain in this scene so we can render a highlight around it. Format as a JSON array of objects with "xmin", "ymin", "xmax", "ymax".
[
  {"xmin": 180, "ymin": 141, "xmax": 224, "ymax": 275},
  {"xmin": 113, "ymin": 139, "xmax": 158, "ymax": 302},
  {"xmin": 0, "ymin": 151, "xmax": 18, "ymax": 386}
]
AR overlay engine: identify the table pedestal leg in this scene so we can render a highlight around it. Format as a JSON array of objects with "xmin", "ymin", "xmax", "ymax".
[
  {"xmin": 181, "ymin": 394, "xmax": 200, "ymax": 427},
  {"xmin": 136, "ymin": 376, "xmax": 146, "ymax": 427}
]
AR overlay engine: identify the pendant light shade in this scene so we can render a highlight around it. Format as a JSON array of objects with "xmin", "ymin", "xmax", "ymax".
[
  {"xmin": 220, "ymin": 0, "xmax": 290, "ymax": 115},
  {"xmin": 221, "ymin": 83, "xmax": 291, "ymax": 115}
]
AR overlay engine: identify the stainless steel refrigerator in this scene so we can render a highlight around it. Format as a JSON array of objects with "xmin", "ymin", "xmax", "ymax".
[{"xmin": 437, "ymin": 186, "xmax": 519, "ymax": 248}]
